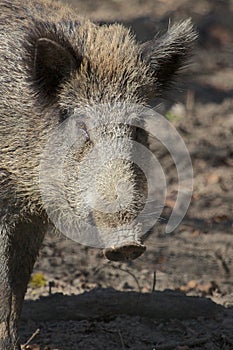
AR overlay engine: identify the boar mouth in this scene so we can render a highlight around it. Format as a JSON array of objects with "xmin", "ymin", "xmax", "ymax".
[{"xmin": 103, "ymin": 242, "xmax": 146, "ymax": 262}]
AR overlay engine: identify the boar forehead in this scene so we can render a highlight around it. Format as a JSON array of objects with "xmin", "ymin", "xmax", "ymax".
[{"xmin": 59, "ymin": 22, "xmax": 151, "ymax": 105}]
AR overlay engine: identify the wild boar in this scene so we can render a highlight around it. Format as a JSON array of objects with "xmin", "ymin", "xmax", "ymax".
[{"xmin": 0, "ymin": 0, "xmax": 196, "ymax": 348}]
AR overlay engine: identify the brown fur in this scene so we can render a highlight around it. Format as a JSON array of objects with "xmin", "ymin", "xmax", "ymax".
[{"xmin": 0, "ymin": 1, "xmax": 196, "ymax": 348}]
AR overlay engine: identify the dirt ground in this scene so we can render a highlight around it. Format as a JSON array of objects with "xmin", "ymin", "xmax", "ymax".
[{"xmin": 19, "ymin": 0, "xmax": 233, "ymax": 349}]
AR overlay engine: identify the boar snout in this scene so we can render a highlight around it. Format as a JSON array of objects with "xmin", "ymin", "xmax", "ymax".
[{"xmin": 104, "ymin": 241, "xmax": 146, "ymax": 262}]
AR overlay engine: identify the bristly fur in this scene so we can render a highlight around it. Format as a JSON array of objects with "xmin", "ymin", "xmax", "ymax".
[
  {"xmin": 0, "ymin": 1, "xmax": 197, "ymax": 348},
  {"xmin": 0, "ymin": 0, "xmax": 196, "ymax": 221}
]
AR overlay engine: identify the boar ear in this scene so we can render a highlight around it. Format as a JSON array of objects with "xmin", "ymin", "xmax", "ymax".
[
  {"xmin": 141, "ymin": 19, "xmax": 197, "ymax": 94},
  {"xmin": 34, "ymin": 38, "xmax": 79, "ymax": 99}
]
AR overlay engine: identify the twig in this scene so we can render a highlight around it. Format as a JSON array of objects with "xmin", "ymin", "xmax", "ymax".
[
  {"xmin": 152, "ymin": 271, "xmax": 157, "ymax": 292},
  {"xmin": 118, "ymin": 329, "xmax": 126, "ymax": 350},
  {"xmin": 115, "ymin": 266, "xmax": 142, "ymax": 293},
  {"xmin": 21, "ymin": 328, "xmax": 40, "ymax": 349},
  {"xmin": 91, "ymin": 262, "xmax": 142, "ymax": 292}
]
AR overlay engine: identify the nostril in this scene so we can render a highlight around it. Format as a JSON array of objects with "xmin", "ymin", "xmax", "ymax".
[{"xmin": 104, "ymin": 242, "xmax": 146, "ymax": 262}]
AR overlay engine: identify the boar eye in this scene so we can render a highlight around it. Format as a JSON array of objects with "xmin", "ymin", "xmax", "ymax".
[{"xmin": 79, "ymin": 121, "xmax": 90, "ymax": 142}]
